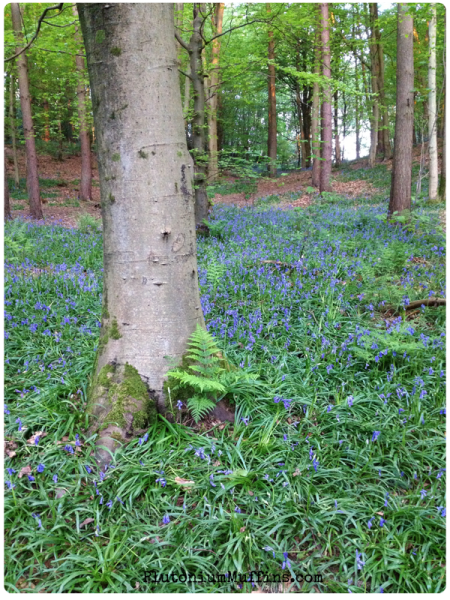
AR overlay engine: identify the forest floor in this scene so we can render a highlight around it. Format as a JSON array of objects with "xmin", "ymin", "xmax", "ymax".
[{"xmin": 4, "ymin": 146, "xmax": 446, "ymax": 593}]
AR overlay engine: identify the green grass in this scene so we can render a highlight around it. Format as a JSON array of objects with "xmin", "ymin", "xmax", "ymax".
[{"xmin": 4, "ymin": 185, "xmax": 446, "ymax": 592}]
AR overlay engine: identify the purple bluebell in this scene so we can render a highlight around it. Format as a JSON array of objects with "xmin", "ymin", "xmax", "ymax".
[
  {"xmin": 420, "ymin": 489, "xmax": 427, "ymax": 500},
  {"xmin": 64, "ymin": 444, "xmax": 74, "ymax": 454},
  {"xmin": 372, "ymin": 431, "xmax": 381, "ymax": 442},
  {"xmin": 282, "ymin": 552, "xmax": 291, "ymax": 570},
  {"xmin": 28, "ymin": 475, "xmax": 35, "ymax": 482},
  {"xmin": 379, "ymin": 517, "xmax": 385, "ymax": 527},
  {"xmin": 37, "ymin": 464, "xmax": 45, "ymax": 473},
  {"xmin": 85, "ymin": 465, "xmax": 92, "ymax": 474},
  {"xmin": 356, "ymin": 550, "xmax": 365, "ymax": 570},
  {"xmin": 162, "ymin": 514, "xmax": 170, "ymax": 524}
]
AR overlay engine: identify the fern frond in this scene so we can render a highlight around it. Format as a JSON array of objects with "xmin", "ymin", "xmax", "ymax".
[
  {"xmin": 187, "ymin": 395, "xmax": 217, "ymax": 423},
  {"xmin": 166, "ymin": 369, "xmax": 226, "ymax": 393}
]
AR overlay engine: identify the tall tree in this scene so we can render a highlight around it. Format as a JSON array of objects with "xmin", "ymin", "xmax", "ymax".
[
  {"xmin": 428, "ymin": 3, "xmax": 438, "ymax": 201},
  {"xmin": 319, "ymin": 3, "xmax": 332, "ymax": 193},
  {"xmin": 373, "ymin": 3, "xmax": 392, "ymax": 159},
  {"xmin": 388, "ymin": 4, "xmax": 414, "ymax": 217},
  {"xmin": 267, "ymin": 3, "xmax": 277, "ymax": 178},
  {"xmin": 8, "ymin": 72, "xmax": 20, "ymax": 186},
  {"xmin": 78, "ymin": 3, "xmax": 205, "ymax": 465},
  {"xmin": 311, "ymin": 11, "xmax": 321, "ymax": 187},
  {"xmin": 5, "ymin": 156, "xmax": 12, "ymax": 221},
  {"xmin": 207, "ymin": 3, "xmax": 225, "ymax": 182},
  {"xmin": 73, "ymin": 5, "xmax": 92, "ymax": 201},
  {"xmin": 438, "ymin": 23, "xmax": 446, "ymax": 201},
  {"xmin": 334, "ymin": 90, "xmax": 341, "ymax": 165},
  {"xmin": 368, "ymin": 3, "xmax": 380, "ymax": 168},
  {"xmin": 10, "ymin": 3, "xmax": 42, "ymax": 219}
]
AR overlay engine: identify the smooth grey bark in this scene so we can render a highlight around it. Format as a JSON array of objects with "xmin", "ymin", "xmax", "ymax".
[
  {"xmin": 73, "ymin": 5, "xmax": 92, "ymax": 201},
  {"xmin": 389, "ymin": 4, "xmax": 414, "ymax": 217},
  {"xmin": 208, "ymin": 3, "xmax": 225, "ymax": 182},
  {"xmin": 428, "ymin": 3, "xmax": 438, "ymax": 201},
  {"xmin": 368, "ymin": 3, "xmax": 379, "ymax": 168},
  {"xmin": 78, "ymin": 3, "xmax": 204, "ymax": 465},
  {"xmin": 267, "ymin": 3, "xmax": 277, "ymax": 178},
  {"xmin": 319, "ymin": 2, "xmax": 332, "ymax": 193},
  {"xmin": 311, "ymin": 11, "xmax": 321, "ymax": 187},
  {"xmin": 5, "ymin": 156, "xmax": 12, "ymax": 221},
  {"xmin": 11, "ymin": 3, "xmax": 42, "ymax": 220}
]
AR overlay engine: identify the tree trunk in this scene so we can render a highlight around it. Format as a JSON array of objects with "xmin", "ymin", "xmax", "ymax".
[
  {"xmin": 5, "ymin": 156, "xmax": 12, "ymax": 221},
  {"xmin": 188, "ymin": 4, "xmax": 209, "ymax": 226},
  {"xmin": 334, "ymin": 90, "xmax": 340, "ymax": 166},
  {"xmin": 10, "ymin": 3, "xmax": 42, "ymax": 220},
  {"xmin": 319, "ymin": 3, "xmax": 332, "ymax": 193},
  {"xmin": 296, "ymin": 82, "xmax": 306, "ymax": 169},
  {"xmin": 373, "ymin": 3, "xmax": 392, "ymax": 159},
  {"xmin": 301, "ymin": 87, "xmax": 312, "ymax": 167},
  {"xmin": 428, "ymin": 3, "xmax": 438, "ymax": 201},
  {"xmin": 43, "ymin": 100, "xmax": 50, "ymax": 142},
  {"xmin": 267, "ymin": 4, "xmax": 277, "ymax": 178},
  {"xmin": 9, "ymin": 73, "xmax": 20, "ymax": 186},
  {"xmin": 438, "ymin": 22, "xmax": 446, "ymax": 201},
  {"xmin": 388, "ymin": 4, "xmax": 414, "ymax": 217},
  {"xmin": 207, "ymin": 3, "xmax": 225, "ymax": 182},
  {"xmin": 311, "ymin": 12, "xmax": 321, "ymax": 187},
  {"xmin": 73, "ymin": 5, "xmax": 92, "ymax": 201},
  {"xmin": 368, "ymin": 3, "xmax": 379, "ymax": 168},
  {"xmin": 78, "ymin": 3, "xmax": 205, "ymax": 466}
]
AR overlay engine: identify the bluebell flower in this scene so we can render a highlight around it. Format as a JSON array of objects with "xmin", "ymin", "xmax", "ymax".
[
  {"xmin": 106, "ymin": 500, "xmax": 113, "ymax": 510},
  {"xmin": 210, "ymin": 474, "xmax": 216, "ymax": 487},
  {"xmin": 241, "ymin": 416, "xmax": 250, "ymax": 426},
  {"xmin": 327, "ymin": 405, "xmax": 332, "ymax": 412},
  {"xmin": 32, "ymin": 513, "xmax": 42, "ymax": 528},
  {"xmin": 162, "ymin": 514, "xmax": 170, "ymax": 524},
  {"xmin": 34, "ymin": 436, "xmax": 40, "ymax": 446},
  {"xmin": 356, "ymin": 550, "xmax": 365, "ymax": 570},
  {"xmin": 116, "ymin": 496, "xmax": 124, "ymax": 505},
  {"xmin": 372, "ymin": 431, "xmax": 381, "ymax": 442},
  {"xmin": 347, "ymin": 395, "xmax": 354, "ymax": 407},
  {"xmin": 84, "ymin": 465, "xmax": 92, "ymax": 474},
  {"xmin": 379, "ymin": 517, "xmax": 385, "ymax": 527},
  {"xmin": 4, "ymin": 404, "xmax": 10, "ymax": 415},
  {"xmin": 75, "ymin": 434, "xmax": 81, "ymax": 447},
  {"xmin": 6, "ymin": 468, "xmax": 15, "ymax": 476},
  {"xmin": 37, "ymin": 464, "xmax": 45, "ymax": 473},
  {"xmin": 16, "ymin": 417, "xmax": 23, "ymax": 431},
  {"xmin": 64, "ymin": 444, "xmax": 74, "ymax": 454},
  {"xmin": 6, "ymin": 481, "xmax": 15, "ymax": 490},
  {"xmin": 156, "ymin": 477, "xmax": 166, "ymax": 487},
  {"xmin": 28, "ymin": 475, "xmax": 35, "ymax": 482},
  {"xmin": 368, "ymin": 518, "xmax": 373, "ymax": 529},
  {"xmin": 313, "ymin": 458, "xmax": 319, "ymax": 472},
  {"xmin": 282, "ymin": 552, "xmax": 291, "ymax": 570},
  {"xmin": 420, "ymin": 489, "xmax": 427, "ymax": 500},
  {"xmin": 234, "ymin": 506, "xmax": 241, "ymax": 513},
  {"xmin": 177, "ymin": 400, "xmax": 183, "ymax": 410}
]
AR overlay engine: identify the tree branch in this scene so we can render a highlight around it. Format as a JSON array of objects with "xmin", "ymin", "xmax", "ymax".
[
  {"xmin": 5, "ymin": 3, "xmax": 64, "ymax": 63},
  {"xmin": 174, "ymin": 31, "xmax": 190, "ymax": 53},
  {"xmin": 178, "ymin": 68, "xmax": 193, "ymax": 81}
]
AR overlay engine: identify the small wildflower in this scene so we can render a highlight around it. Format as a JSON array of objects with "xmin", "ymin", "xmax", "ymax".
[
  {"xmin": 37, "ymin": 463, "xmax": 45, "ymax": 473},
  {"xmin": 162, "ymin": 514, "xmax": 170, "ymax": 525},
  {"xmin": 347, "ymin": 395, "xmax": 354, "ymax": 407},
  {"xmin": 234, "ymin": 506, "xmax": 241, "ymax": 513},
  {"xmin": 356, "ymin": 550, "xmax": 365, "ymax": 570},
  {"xmin": 28, "ymin": 475, "xmax": 35, "ymax": 482},
  {"xmin": 6, "ymin": 468, "xmax": 15, "ymax": 476},
  {"xmin": 106, "ymin": 500, "xmax": 113, "ymax": 510},
  {"xmin": 4, "ymin": 404, "xmax": 10, "ymax": 415},
  {"xmin": 85, "ymin": 465, "xmax": 92, "ymax": 474},
  {"xmin": 372, "ymin": 431, "xmax": 381, "ymax": 442},
  {"xmin": 52, "ymin": 474, "xmax": 58, "ymax": 483},
  {"xmin": 16, "ymin": 417, "xmax": 23, "ymax": 431},
  {"xmin": 379, "ymin": 517, "xmax": 385, "ymax": 527},
  {"xmin": 241, "ymin": 416, "xmax": 250, "ymax": 426},
  {"xmin": 368, "ymin": 518, "xmax": 373, "ymax": 529},
  {"xmin": 6, "ymin": 481, "xmax": 15, "ymax": 490},
  {"xmin": 282, "ymin": 551, "xmax": 291, "ymax": 570},
  {"xmin": 64, "ymin": 444, "xmax": 74, "ymax": 454},
  {"xmin": 420, "ymin": 489, "xmax": 427, "ymax": 500},
  {"xmin": 176, "ymin": 400, "xmax": 183, "ymax": 410}
]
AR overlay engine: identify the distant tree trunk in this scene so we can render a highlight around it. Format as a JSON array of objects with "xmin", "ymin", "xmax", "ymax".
[
  {"xmin": 389, "ymin": 4, "xmax": 414, "ymax": 217},
  {"xmin": 43, "ymin": 100, "xmax": 50, "ymax": 142},
  {"xmin": 73, "ymin": 5, "xmax": 92, "ymax": 201},
  {"xmin": 301, "ymin": 89, "xmax": 312, "ymax": 167},
  {"xmin": 187, "ymin": 3, "xmax": 209, "ymax": 226},
  {"xmin": 9, "ymin": 73, "xmax": 20, "ymax": 186},
  {"xmin": 78, "ymin": 2, "xmax": 205, "ymax": 465},
  {"xmin": 373, "ymin": 3, "xmax": 392, "ymax": 159},
  {"xmin": 296, "ymin": 82, "xmax": 306, "ymax": 169},
  {"xmin": 10, "ymin": 3, "xmax": 42, "ymax": 220},
  {"xmin": 334, "ymin": 90, "xmax": 340, "ymax": 166},
  {"xmin": 311, "ymin": 12, "xmax": 321, "ymax": 187},
  {"xmin": 319, "ymin": 3, "xmax": 332, "ymax": 193},
  {"xmin": 438, "ymin": 23, "xmax": 446, "ymax": 201},
  {"xmin": 216, "ymin": 92, "xmax": 223, "ymax": 152},
  {"xmin": 368, "ymin": 3, "xmax": 379, "ymax": 168},
  {"xmin": 5, "ymin": 157, "xmax": 12, "ymax": 221},
  {"xmin": 342, "ymin": 91, "xmax": 347, "ymax": 160},
  {"xmin": 267, "ymin": 4, "xmax": 277, "ymax": 178},
  {"xmin": 428, "ymin": 3, "xmax": 438, "ymax": 201},
  {"xmin": 208, "ymin": 3, "xmax": 224, "ymax": 182}
]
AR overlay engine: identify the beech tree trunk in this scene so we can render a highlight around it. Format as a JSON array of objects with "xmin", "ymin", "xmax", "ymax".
[
  {"xmin": 389, "ymin": 4, "xmax": 414, "ymax": 217},
  {"xmin": 334, "ymin": 90, "xmax": 340, "ymax": 166},
  {"xmin": 73, "ymin": 5, "xmax": 92, "ymax": 201},
  {"xmin": 5, "ymin": 157, "xmax": 12, "ymax": 221},
  {"xmin": 319, "ymin": 3, "xmax": 332, "ymax": 193},
  {"xmin": 373, "ymin": 3, "xmax": 392, "ymax": 159},
  {"xmin": 207, "ymin": 3, "xmax": 225, "ymax": 182},
  {"xmin": 368, "ymin": 3, "xmax": 379, "ymax": 168},
  {"xmin": 438, "ymin": 24, "xmax": 446, "ymax": 201},
  {"xmin": 267, "ymin": 4, "xmax": 277, "ymax": 178},
  {"xmin": 10, "ymin": 3, "xmax": 42, "ymax": 220},
  {"xmin": 43, "ymin": 100, "xmax": 50, "ymax": 142},
  {"xmin": 9, "ymin": 73, "xmax": 20, "ymax": 186},
  {"xmin": 78, "ymin": 3, "xmax": 205, "ymax": 466},
  {"xmin": 311, "ymin": 14, "xmax": 321, "ymax": 187},
  {"xmin": 428, "ymin": 3, "xmax": 438, "ymax": 201}
]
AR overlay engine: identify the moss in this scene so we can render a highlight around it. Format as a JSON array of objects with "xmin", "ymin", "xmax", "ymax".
[
  {"xmin": 102, "ymin": 306, "xmax": 110, "ymax": 319},
  {"xmin": 110, "ymin": 318, "xmax": 121, "ymax": 340},
  {"xmin": 95, "ymin": 29, "xmax": 105, "ymax": 44},
  {"xmin": 97, "ymin": 364, "xmax": 115, "ymax": 388},
  {"xmin": 138, "ymin": 149, "xmax": 148, "ymax": 159},
  {"xmin": 177, "ymin": 151, "xmax": 183, "ymax": 157},
  {"xmin": 112, "ymin": 153, "xmax": 120, "ymax": 162},
  {"xmin": 109, "ymin": 193, "xmax": 116, "ymax": 204},
  {"xmin": 110, "ymin": 47, "xmax": 122, "ymax": 56}
]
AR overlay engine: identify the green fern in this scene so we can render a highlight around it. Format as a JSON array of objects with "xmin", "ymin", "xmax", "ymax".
[{"xmin": 166, "ymin": 324, "xmax": 257, "ymax": 423}]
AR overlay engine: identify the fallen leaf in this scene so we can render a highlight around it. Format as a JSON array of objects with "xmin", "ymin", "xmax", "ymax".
[
  {"xmin": 27, "ymin": 431, "xmax": 47, "ymax": 445},
  {"xmin": 135, "ymin": 582, "xmax": 140, "ymax": 590},
  {"xmin": 213, "ymin": 460, "xmax": 221, "ymax": 467},
  {"xmin": 240, "ymin": 527, "xmax": 246, "ymax": 533},
  {"xmin": 174, "ymin": 477, "xmax": 195, "ymax": 486},
  {"xmin": 4, "ymin": 440, "xmax": 18, "ymax": 458},
  {"xmin": 18, "ymin": 465, "xmax": 32, "ymax": 478},
  {"xmin": 248, "ymin": 490, "xmax": 254, "ymax": 496},
  {"xmin": 376, "ymin": 511, "xmax": 384, "ymax": 516},
  {"xmin": 293, "ymin": 468, "xmax": 301, "ymax": 477},
  {"xmin": 80, "ymin": 517, "xmax": 95, "ymax": 528}
]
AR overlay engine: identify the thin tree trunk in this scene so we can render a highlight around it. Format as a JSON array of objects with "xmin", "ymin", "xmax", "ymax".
[
  {"xmin": 368, "ymin": 3, "xmax": 379, "ymax": 168},
  {"xmin": 319, "ymin": 3, "xmax": 332, "ymax": 193},
  {"xmin": 43, "ymin": 100, "xmax": 50, "ymax": 142},
  {"xmin": 373, "ymin": 3, "xmax": 392, "ymax": 159},
  {"xmin": 428, "ymin": 3, "xmax": 438, "ymax": 201},
  {"xmin": 5, "ymin": 156, "xmax": 12, "ymax": 221},
  {"xmin": 9, "ymin": 73, "xmax": 20, "ymax": 185},
  {"xmin": 78, "ymin": 2, "xmax": 205, "ymax": 465},
  {"xmin": 267, "ymin": 4, "xmax": 277, "ymax": 178},
  {"xmin": 438, "ymin": 22, "xmax": 446, "ymax": 201},
  {"xmin": 311, "ymin": 11, "xmax": 321, "ymax": 187},
  {"xmin": 208, "ymin": 3, "xmax": 224, "ymax": 182},
  {"xmin": 389, "ymin": 4, "xmax": 414, "ymax": 217},
  {"xmin": 10, "ymin": 3, "xmax": 42, "ymax": 219},
  {"xmin": 296, "ymin": 82, "xmax": 306, "ymax": 169},
  {"xmin": 188, "ymin": 4, "xmax": 209, "ymax": 226},
  {"xmin": 73, "ymin": 5, "xmax": 92, "ymax": 201},
  {"xmin": 334, "ymin": 90, "xmax": 340, "ymax": 166}
]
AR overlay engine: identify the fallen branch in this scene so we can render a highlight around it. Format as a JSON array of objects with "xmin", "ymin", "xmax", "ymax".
[{"xmin": 405, "ymin": 297, "xmax": 446, "ymax": 310}]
